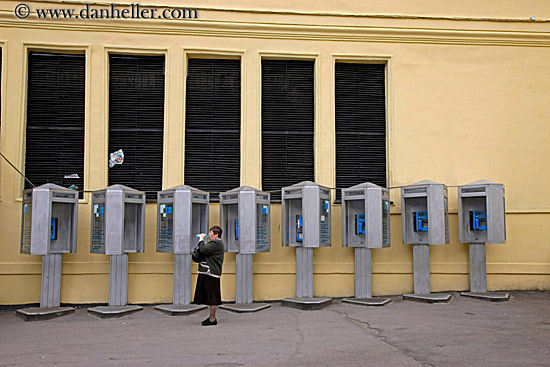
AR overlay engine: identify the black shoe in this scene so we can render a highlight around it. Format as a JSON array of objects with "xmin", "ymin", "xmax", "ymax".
[
  {"xmin": 202, "ymin": 318, "xmax": 217, "ymax": 326},
  {"xmin": 201, "ymin": 317, "xmax": 210, "ymax": 326}
]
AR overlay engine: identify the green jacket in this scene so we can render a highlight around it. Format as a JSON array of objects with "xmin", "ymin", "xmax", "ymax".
[{"xmin": 197, "ymin": 239, "xmax": 225, "ymax": 277}]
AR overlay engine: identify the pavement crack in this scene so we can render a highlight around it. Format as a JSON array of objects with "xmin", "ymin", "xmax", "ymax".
[
  {"xmin": 290, "ymin": 311, "xmax": 305, "ymax": 358},
  {"xmin": 330, "ymin": 308, "xmax": 436, "ymax": 367},
  {"xmin": 330, "ymin": 309, "xmax": 381, "ymax": 337}
]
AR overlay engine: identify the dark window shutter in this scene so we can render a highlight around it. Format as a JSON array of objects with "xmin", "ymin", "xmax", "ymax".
[
  {"xmin": 262, "ymin": 60, "xmax": 315, "ymax": 201},
  {"xmin": 108, "ymin": 54, "xmax": 165, "ymax": 201},
  {"xmin": 184, "ymin": 58, "xmax": 241, "ymax": 201},
  {"xmin": 25, "ymin": 52, "xmax": 85, "ymax": 198},
  {"xmin": 335, "ymin": 63, "xmax": 387, "ymax": 202}
]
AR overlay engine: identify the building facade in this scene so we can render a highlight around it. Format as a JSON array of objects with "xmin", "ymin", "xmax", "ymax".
[{"xmin": 0, "ymin": 0, "xmax": 549, "ymax": 304}]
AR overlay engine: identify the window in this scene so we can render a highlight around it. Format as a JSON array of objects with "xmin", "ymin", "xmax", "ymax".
[
  {"xmin": 184, "ymin": 58, "xmax": 241, "ymax": 201},
  {"xmin": 335, "ymin": 62, "xmax": 387, "ymax": 201},
  {"xmin": 262, "ymin": 59, "xmax": 315, "ymax": 201},
  {"xmin": 108, "ymin": 54, "xmax": 165, "ymax": 201},
  {"xmin": 25, "ymin": 52, "xmax": 85, "ymax": 197}
]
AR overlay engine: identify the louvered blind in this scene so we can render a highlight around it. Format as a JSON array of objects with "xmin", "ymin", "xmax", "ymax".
[
  {"xmin": 335, "ymin": 62, "xmax": 387, "ymax": 202},
  {"xmin": 262, "ymin": 60, "xmax": 315, "ymax": 201},
  {"xmin": 25, "ymin": 52, "xmax": 85, "ymax": 198},
  {"xmin": 108, "ymin": 55, "xmax": 165, "ymax": 201},
  {"xmin": 184, "ymin": 58, "xmax": 241, "ymax": 201}
]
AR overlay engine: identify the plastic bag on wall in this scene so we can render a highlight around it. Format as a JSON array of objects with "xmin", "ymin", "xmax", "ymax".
[{"xmin": 109, "ymin": 149, "xmax": 124, "ymax": 168}]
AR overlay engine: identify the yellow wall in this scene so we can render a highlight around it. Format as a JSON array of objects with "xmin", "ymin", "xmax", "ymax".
[{"xmin": 0, "ymin": 0, "xmax": 549, "ymax": 304}]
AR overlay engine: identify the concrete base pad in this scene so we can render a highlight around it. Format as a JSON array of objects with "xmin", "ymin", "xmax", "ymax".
[
  {"xmin": 281, "ymin": 297, "xmax": 332, "ymax": 310},
  {"xmin": 154, "ymin": 304, "xmax": 207, "ymax": 316},
  {"xmin": 342, "ymin": 297, "xmax": 391, "ymax": 307},
  {"xmin": 403, "ymin": 293, "xmax": 452, "ymax": 303},
  {"xmin": 460, "ymin": 292, "xmax": 510, "ymax": 302},
  {"xmin": 16, "ymin": 306, "xmax": 75, "ymax": 321},
  {"xmin": 88, "ymin": 305, "xmax": 143, "ymax": 318},
  {"xmin": 220, "ymin": 303, "xmax": 271, "ymax": 313}
]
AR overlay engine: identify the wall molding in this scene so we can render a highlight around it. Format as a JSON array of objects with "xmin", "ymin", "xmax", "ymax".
[
  {"xmin": 2, "ymin": 261, "xmax": 549, "ymax": 275},
  {"xmin": 2, "ymin": 0, "xmax": 550, "ymax": 23},
  {"xmin": 1, "ymin": 16, "xmax": 550, "ymax": 48}
]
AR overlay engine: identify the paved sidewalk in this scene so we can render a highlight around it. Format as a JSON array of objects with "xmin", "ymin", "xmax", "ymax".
[{"xmin": 1, "ymin": 291, "xmax": 549, "ymax": 367}]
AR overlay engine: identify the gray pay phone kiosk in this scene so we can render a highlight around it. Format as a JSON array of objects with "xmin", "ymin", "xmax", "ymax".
[
  {"xmin": 88, "ymin": 185, "xmax": 145, "ymax": 317},
  {"xmin": 281, "ymin": 181, "xmax": 332, "ymax": 310},
  {"xmin": 401, "ymin": 180, "xmax": 451, "ymax": 303},
  {"xmin": 155, "ymin": 185, "xmax": 209, "ymax": 315},
  {"xmin": 341, "ymin": 183, "xmax": 391, "ymax": 306},
  {"xmin": 17, "ymin": 184, "xmax": 78, "ymax": 320},
  {"xmin": 458, "ymin": 180, "xmax": 508, "ymax": 301},
  {"xmin": 219, "ymin": 186, "xmax": 271, "ymax": 312}
]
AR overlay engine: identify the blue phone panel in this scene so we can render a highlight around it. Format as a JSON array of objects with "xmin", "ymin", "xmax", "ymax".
[{"xmin": 414, "ymin": 212, "xmax": 429, "ymax": 232}]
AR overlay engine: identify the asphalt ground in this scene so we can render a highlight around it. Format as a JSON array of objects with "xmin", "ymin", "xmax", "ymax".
[{"xmin": 1, "ymin": 291, "xmax": 549, "ymax": 367}]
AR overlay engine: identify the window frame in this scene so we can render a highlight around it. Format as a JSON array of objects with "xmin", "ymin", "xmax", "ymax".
[
  {"xmin": 20, "ymin": 45, "xmax": 91, "ymax": 202},
  {"xmin": 105, "ymin": 47, "xmax": 168, "ymax": 202},
  {"xmin": 182, "ymin": 49, "xmax": 245, "ymax": 201},
  {"xmin": 259, "ymin": 52, "xmax": 321, "ymax": 202},
  {"xmin": 332, "ymin": 55, "xmax": 393, "ymax": 204}
]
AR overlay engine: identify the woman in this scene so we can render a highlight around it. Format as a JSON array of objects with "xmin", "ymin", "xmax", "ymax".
[{"xmin": 193, "ymin": 225, "xmax": 225, "ymax": 326}]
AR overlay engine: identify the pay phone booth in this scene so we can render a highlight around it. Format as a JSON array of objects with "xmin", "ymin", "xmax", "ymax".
[
  {"xmin": 17, "ymin": 184, "xmax": 78, "ymax": 320},
  {"xmin": 88, "ymin": 185, "xmax": 145, "ymax": 317},
  {"xmin": 219, "ymin": 186, "xmax": 271, "ymax": 313},
  {"xmin": 341, "ymin": 183, "xmax": 391, "ymax": 306},
  {"xmin": 281, "ymin": 181, "xmax": 332, "ymax": 310},
  {"xmin": 401, "ymin": 181, "xmax": 451, "ymax": 303},
  {"xmin": 154, "ymin": 185, "xmax": 209, "ymax": 315},
  {"xmin": 458, "ymin": 180, "xmax": 508, "ymax": 301}
]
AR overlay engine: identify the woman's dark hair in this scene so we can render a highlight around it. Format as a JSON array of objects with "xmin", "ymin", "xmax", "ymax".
[{"xmin": 210, "ymin": 225, "xmax": 223, "ymax": 238}]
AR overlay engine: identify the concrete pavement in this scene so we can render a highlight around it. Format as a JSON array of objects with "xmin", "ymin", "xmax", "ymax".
[{"xmin": 0, "ymin": 291, "xmax": 549, "ymax": 367}]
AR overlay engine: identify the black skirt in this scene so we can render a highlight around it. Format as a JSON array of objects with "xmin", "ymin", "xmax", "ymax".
[{"xmin": 193, "ymin": 274, "xmax": 222, "ymax": 306}]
